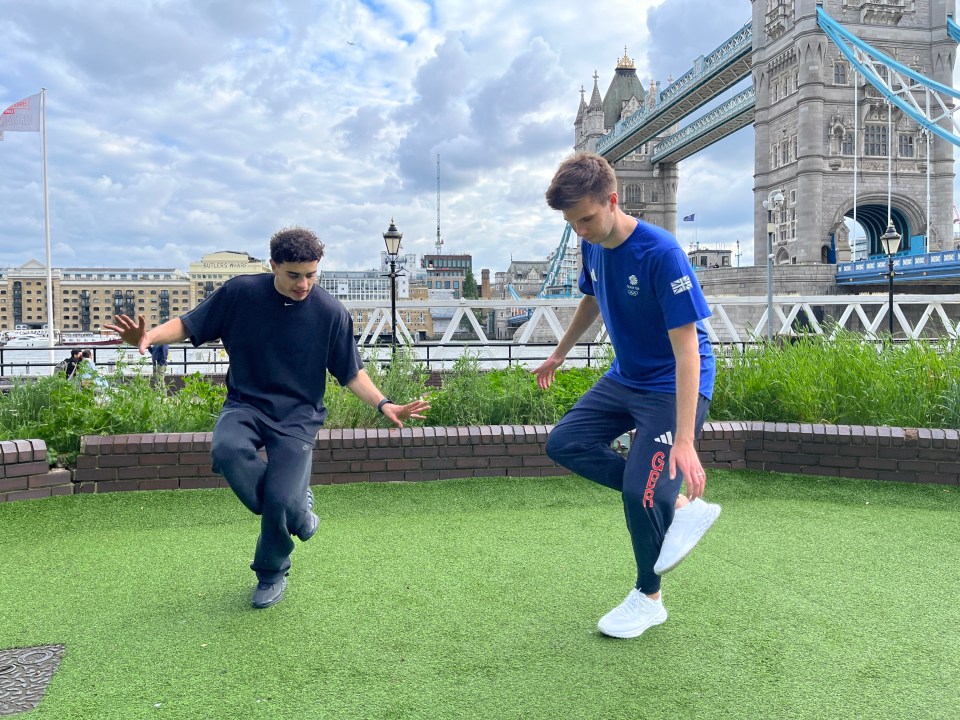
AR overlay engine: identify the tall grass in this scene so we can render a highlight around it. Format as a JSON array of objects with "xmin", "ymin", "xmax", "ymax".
[
  {"xmin": 0, "ymin": 359, "xmax": 225, "ymax": 465},
  {"xmin": 322, "ymin": 348, "xmax": 431, "ymax": 428},
  {"xmin": 4, "ymin": 334, "xmax": 959, "ymax": 465},
  {"xmin": 710, "ymin": 329, "xmax": 960, "ymax": 427}
]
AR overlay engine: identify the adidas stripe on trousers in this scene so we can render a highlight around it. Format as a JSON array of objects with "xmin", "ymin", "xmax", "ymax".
[{"xmin": 546, "ymin": 375, "xmax": 710, "ymax": 594}]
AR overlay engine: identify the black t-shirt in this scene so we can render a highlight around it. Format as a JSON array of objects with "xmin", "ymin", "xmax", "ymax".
[{"xmin": 180, "ymin": 273, "xmax": 363, "ymax": 442}]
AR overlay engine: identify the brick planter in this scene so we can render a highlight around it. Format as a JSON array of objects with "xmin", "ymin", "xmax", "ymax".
[{"xmin": 2, "ymin": 422, "xmax": 958, "ymax": 503}]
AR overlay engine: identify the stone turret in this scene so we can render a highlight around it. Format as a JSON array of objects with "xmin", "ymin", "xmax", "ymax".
[
  {"xmin": 579, "ymin": 72, "xmax": 606, "ymax": 152},
  {"xmin": 573, "ymin": 48, "xmax": 679, "ymax": 234}
]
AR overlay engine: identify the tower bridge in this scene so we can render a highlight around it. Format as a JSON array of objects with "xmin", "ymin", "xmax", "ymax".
[{"xmin": 573, "ymin": 0, "xmax": 958, "ymax": 284}]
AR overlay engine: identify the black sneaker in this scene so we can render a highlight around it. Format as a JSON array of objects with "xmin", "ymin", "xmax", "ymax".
[
  {"xmin": 251, "ymin": 577, "xmax": 287, "ymax": 609},
  {"xmin": 297, "ymin": 511, "xmax": 319, "ymax": 542},
  {"xmin": 306, "ymin": 487, "xmax": 314, "ymax": 511}
]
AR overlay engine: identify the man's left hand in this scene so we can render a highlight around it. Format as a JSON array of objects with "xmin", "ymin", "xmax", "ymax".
[{"xmin": 381, "ymin": 398, "xmax": 431, "ymax": 429}]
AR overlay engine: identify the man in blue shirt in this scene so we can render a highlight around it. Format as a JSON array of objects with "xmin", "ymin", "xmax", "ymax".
[
  {"xmin": 535, "ymin": 153, "xmax": 720, "ymax": 638},
  {"xmin": 108, "ymin": 227, "xmax": 429, "ymax": 609}
]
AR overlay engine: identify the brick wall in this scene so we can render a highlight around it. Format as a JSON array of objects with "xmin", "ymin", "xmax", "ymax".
[
  {"xmin": 2, "ymin": 422, "xmax": 958, "ymax": 503},
  {"xmin": 697, "ymin": 422, "xmax": 960, "ymax": 485},
  {"xmin": 0, "ymin": 440, "xmax": 72, "ymax": 502}
]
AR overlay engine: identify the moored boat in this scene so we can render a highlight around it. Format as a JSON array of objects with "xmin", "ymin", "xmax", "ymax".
[
  {"xmin": 1, "ymin": 326, "xmax": 57, "ymax": 347},
  {"xmin": 58, "ymin": 331, "xmax": 122, "ymax": 347}
]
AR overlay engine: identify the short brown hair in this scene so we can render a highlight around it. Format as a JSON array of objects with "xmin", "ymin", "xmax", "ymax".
[
  {"xmin": 269, "ymin": 227, "xmax": 325, "ymax": 264},
  {"xmin": 545, "ymin": 152, "xmax": 617, "ymax": 210}
]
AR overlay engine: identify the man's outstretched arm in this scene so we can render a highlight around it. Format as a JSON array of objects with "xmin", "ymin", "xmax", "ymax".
[
  {"xmin": 532, "ymin": 295, "xmax": 600, "ymax": 389},
  {"xmin": 345, "ymin": 369, "xmax": 430, "ymax": 429},
  {"xmin": 105, "ymin": 315, "xmax": 189, "ymax": 355}
]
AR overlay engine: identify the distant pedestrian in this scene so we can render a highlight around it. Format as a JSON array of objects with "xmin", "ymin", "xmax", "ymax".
[
  {"xmin": 148, "ymin": 344, "xmax": 169, "ymax": 380},
  {"xmin": 76, "ymin": 349, "xmax": 108, "ymax": 392},
  {"xmin": 534, "ymin": 153, "xmax": 721, "ymax": 639},
  {"xmin": 107, "ymin": 226, "xmax": 430, "ymax": 609},
  {"xmin": 57, "ymin": 349, "xmax": 83, "ymax": 380}
]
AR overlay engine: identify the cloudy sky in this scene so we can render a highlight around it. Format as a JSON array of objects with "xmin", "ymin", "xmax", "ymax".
[{"xmin": 2, "ymin": 1, "xmax": 768, "ymax": 275}]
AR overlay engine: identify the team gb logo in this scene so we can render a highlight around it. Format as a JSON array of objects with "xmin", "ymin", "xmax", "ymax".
[{"xmin": 627, "ymin": 275, "xmax": 639, "ymax": 297}]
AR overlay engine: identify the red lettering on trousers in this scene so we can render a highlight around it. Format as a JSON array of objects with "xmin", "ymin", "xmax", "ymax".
[{"xmin": 643, "ymin": 451, "xmax": 666, "ymax": 507}]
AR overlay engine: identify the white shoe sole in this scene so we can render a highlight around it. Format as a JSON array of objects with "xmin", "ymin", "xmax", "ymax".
[
  {"xmin": 597, "ymin": 607, "xmax": 668, "ymax": 639},
  {"xmin": 654, "ymin": 504, "xmax": 721, "ymax": 575}
]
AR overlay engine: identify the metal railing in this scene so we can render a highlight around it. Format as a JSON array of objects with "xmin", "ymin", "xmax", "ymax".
[{"xmin": 3, "ymin": 294, "xmax": 960, "ymax": 379}]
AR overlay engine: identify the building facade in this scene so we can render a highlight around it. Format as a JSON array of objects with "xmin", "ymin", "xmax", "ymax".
[
  {"xmin": 187, "ymin": 251, "xmax": 270, "ymax": 305},
  {"xmin": 751, "ymin": 0, "xmax": 956, "ymax": 264},
  {"xmin": 421, "ymin": 253, "xmax": 473, "ymax": 298},
  {"xmin": 0, "ymin": 260, "xmax": 192, "ymax": 333},
  {"xmin": 688, "ymin": 247, "xmax": 733, "ymax": 270},
  {"xmin": 575, "ymin": 49, "xmax": 680, "ymax": 235},
  {"xmin": 0, "ymin": 251, "xmax": 269, "ymax": 334}
]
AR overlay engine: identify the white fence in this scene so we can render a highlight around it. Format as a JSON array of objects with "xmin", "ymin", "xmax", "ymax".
[
  {"xmin": 3, "ymin": 294, "xmax": 959, "ymax": 377},
  {"xmin": 348, "ymin": 294, "xmax": 960, "ymax": 347}
]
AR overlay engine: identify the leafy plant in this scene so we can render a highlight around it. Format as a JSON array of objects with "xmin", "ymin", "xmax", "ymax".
[{"xmin": 5, "ymin": 332, "xmax": 960, "ymax": 467}]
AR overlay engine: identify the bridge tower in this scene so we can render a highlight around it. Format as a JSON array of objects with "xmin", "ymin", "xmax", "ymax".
[
  {"xmin": 751, "ymin": 0, "xmax": 956, "ymax": 266},
  {"xmin": 574, "ymin": 50, "xmax": 680, "ymax": 235}
]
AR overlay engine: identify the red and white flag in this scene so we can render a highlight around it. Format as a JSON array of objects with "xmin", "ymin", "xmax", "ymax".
[{"xmin": 0, "ymin": 93, "xmax": 42, "ymax": 135}]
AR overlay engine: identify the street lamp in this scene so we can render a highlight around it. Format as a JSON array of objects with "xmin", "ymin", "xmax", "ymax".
[
  {"xmin": 761, "ymin": 189, "xmax": 784, "ymax": 342},
  {"xmin": 382, "ymin": 218, "xmax": 403, "ymax": 354},
  {"xmin": 879, "ymin": 221, "xmax": 901, "ymax": 337}
]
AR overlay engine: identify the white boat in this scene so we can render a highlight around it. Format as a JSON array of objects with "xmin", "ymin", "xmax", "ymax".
[
  {"xmin": 2, "ymin": 327, "xmax": 56, "ymax": 347},
  {"xmin": 58, "ymin": 331, "xmax": 122, "ymax": 347}
]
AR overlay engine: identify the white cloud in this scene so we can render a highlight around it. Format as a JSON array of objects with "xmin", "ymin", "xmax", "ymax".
[{"xmin": 2, "ymin": 0, "xmax": 950, "ymax": 283}]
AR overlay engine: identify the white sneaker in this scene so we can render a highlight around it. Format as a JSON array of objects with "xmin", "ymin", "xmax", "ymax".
[
  {"xmin": 654, "ymin": 498, "xmax": 721, "ymax": 575},
  {"xmin": 597, "ymin": 589, "xmax": 668, "ymax": 638}
]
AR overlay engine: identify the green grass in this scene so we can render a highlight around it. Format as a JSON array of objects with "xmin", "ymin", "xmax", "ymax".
[
  {"xmin": 1, "ymin": 471, "xmax": 958, "ymax": 719},
  {"xmin": 710, "ymin": 331, "xmax": 960, "ymax": 427}
]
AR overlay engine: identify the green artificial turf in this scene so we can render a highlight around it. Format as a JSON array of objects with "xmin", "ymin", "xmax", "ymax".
[{"xmin": 1, "ymin": 471, "xmax": 958, "ymax": 720}]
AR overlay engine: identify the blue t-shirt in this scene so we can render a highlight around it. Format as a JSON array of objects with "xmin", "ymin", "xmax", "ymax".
[
  {"xmin": 578, "ymin": 221, "xmax": 716, "ymax": 399},
  {"xmin": 181, "ymin": 273, "xmax": 363, "ymax": 442}
]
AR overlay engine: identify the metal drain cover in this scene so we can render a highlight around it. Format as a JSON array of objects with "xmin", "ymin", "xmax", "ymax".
[{"xmin": 0, "ymin": 645, "xmax": 65, "ymax": 717}]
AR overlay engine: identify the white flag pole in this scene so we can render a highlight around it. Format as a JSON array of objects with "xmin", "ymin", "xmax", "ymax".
[{"xmin": 41, "ymin": 88, "xmax": 56, "ymax": 363}]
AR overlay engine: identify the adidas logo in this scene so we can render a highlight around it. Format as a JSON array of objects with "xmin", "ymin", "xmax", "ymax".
[{"xmin": 654, "ymin": 431, "xmax": 674, "ymax": 446}]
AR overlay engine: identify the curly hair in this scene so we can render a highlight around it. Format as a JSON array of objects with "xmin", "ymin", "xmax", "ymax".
[
  {"xmin": 269, "ymin": 227, "xmax": 326, "ymax": 264},
  {"xmin": 545, "ymin": 152, "xmax": 617, "ymax": 210}
]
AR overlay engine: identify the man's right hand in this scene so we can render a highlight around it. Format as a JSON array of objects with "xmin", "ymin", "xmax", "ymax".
[
  {"xmin": 532, "ymin": 354, "xmax": 565, "ymax": 390},
  {"xmin": 104, "ymin": 314, "xmax": 149, "ymax": 354}
]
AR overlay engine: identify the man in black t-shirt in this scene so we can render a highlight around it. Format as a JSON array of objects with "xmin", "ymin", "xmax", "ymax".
[{"xmin": 107, "ymin": 227, "xmax": 429, "ymax": 609}]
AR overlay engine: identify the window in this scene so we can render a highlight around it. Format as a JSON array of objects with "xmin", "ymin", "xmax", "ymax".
[
  {"xmin": 624, "ymin": 184, "xmax": 642, "ymax": 205},
  {"xmin": 841, "ymin": 131, "xmax": 854, "ymax": 155},
  {"xmin": 834, "ymin": 62, "xmax": 847, "ymax": 85},
  {"xmin": 898, "ymin": 133, "xmax": 915, "ymax": 158},
  {"xmin": 864, "ymin": 125, "xmax": 887, "ymax": 156}
]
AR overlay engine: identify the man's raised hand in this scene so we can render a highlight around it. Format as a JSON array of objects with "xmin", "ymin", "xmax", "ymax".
[{"xmin": 104, "ymin": 314, "xmax": 149, "ymax": 354}]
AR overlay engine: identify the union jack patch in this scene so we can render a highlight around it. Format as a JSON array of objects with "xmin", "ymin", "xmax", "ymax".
[{"xmin": 671, "ymin": 276, "xmax": 693, "ymax": 295}]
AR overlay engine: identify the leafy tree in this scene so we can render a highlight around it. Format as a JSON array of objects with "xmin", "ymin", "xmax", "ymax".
[{"xmin": 462, "ymin": 269, "xmax": 479, "ymax": 299}]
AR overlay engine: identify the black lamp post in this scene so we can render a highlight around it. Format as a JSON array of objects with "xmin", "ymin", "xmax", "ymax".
[
  {"xmin": 382, "ymin": 218, "xmax": 403, "ymax": 354},
  {"xmin": 879, "ymin": 221, "xmax": 901, "ymax": 337}
]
